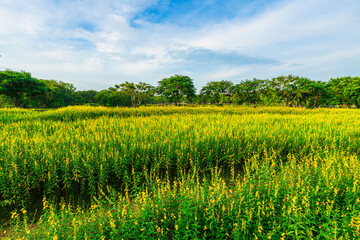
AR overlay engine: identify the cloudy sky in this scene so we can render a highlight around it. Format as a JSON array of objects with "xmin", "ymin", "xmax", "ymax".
[{"xmin": 0, "ymin": 0, "xmax": 359, "ymax": 90}]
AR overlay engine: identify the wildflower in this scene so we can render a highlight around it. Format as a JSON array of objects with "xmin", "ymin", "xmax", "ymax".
[
  {"xmin": 43, "ymin": 197, "xmax": 48, "ymax": 210},
  {"xmin": 280, "ymin": 233, "xmax": 286, "ymax": 240},
  {"xmin": 110, "ymin": 219, "xmax": 116, "ymax": 229}
]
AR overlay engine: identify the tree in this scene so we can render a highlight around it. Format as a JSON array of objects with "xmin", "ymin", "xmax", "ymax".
[
  {"xmin": 200, "ymin": 80, "xmax": 233, "ymax": 105},
  {"xmin": 261, "ymin": 76, "xmax": 329, "ymax": 107},
  {"xmin": 35, "ymin": 80, "xmax": 76, "ymax": 108},
  {"xmin": 135, "ymin": 82, "xmax": 155, "ymax": 106},
  {"xmin": 73, "ymin": 90, "xmax": 98, "ymax": 105},
  {"xmin": 267, "ymin": 75, "xmax": 298, "ymax": 106},
  {"xmin": 0, "ymin": 70, "xmax": 48, "ymax": 108},
  {"xmin": 115, "ymin": 82, "xmax": 136, "ymax": 107},
  {"xmin": 232, "ymin": 79, "xmax": 264, "ymax": 105},
  {"xmin": 327, "ymin": 77, "xmax": 360, "ymax": 107},
  {"xmin": 294, "ymin": 79, "xmax": 328, "ymax": 108},
  {"xmin": 157, "ymin": 75, "xmax": 196, "ymax": 104},
  {"xmin": 94, "ymin": 89, "xmax": 132, "ymax": 107},
  {"xmin": 0, "ymin": 94, "xmax": 11, "ymax": 107},
  {"xmin": 115, "ymin": 81, "xmax": 155, "ymax": 107}
]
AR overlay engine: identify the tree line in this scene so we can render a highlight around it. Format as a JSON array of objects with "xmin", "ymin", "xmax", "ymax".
[{"xmin": 1, "ymin": 69, "xmax": 359, "ymax": 108}]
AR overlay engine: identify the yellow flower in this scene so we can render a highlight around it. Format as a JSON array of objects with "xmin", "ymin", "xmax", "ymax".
[
  {"xmin": 280, "ymin": 233, "xmax": 286, "ymax": 240},
  {"xmin": 11, "ymin": 211, "xmax": 18, "ymax": 219},
  {"xmin": 110, "ymin": 219, "xmax": 116, "ymax": 229},
  {"xmin": 175, "ymin": 225, "xmax": 178, "ymax": 230}
]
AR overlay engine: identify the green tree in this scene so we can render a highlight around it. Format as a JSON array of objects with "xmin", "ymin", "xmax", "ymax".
[
  {"xmin": 73, "ymin": 90, "xmax": 98, "ymax": 105},
  {"xmin": 267, "ymin": 75, "xmax": 298, "ymax": 106},
  {"xmin": 35, "ymin": 80, "xmax": 76, "ymax": 108},
  {"xmin": 200, "ymin": 80, "xmax": 233, "ymax": 105},
  {"xmin": 134, "ymin": 82, "xmax": 155, "ymax": 106},
  {"xmin": 0, "ymin": 70, "xmax": 48, "ymax": 108},
  {"xmin": 327, "ymin": 77, "xmax": 360, "ymax": 107},
  {"xmin": 294, "ymin": 79, "xmax": 328, "ymax": 108},
  {"xmin": 94, "ymin": 89, "xmax": 132, "ymax": 107},
  {"xmin": 157, "ymin": 75, "xmax": 196, "ymax": 105},
  {"xmin": 262, "ymin": 76, "xmax": 330, "ymax": 108},
  {"xmin": 232, "ymin": 79, "xmax": 264, "ymax": 105},
  {"xmin": 0, "ymin": 94, "xmax": 11, "ymax": 107},
  {"xmin": 115, "ymin": 81, "xmax": 155, "ymax": 107},
  {"xmin": 264, "ymin": 75, "xmax": 321, "ymax": 107}
]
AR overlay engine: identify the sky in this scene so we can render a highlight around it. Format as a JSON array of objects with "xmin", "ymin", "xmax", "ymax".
[{"xmin": 0, "ymin": 0, "xmax": 360, "ymax": 91}]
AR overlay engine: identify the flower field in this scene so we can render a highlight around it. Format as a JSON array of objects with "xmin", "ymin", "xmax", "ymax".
[{"xmin": 1, "ymin": 106, "xmax": 360, "ymax": 239}]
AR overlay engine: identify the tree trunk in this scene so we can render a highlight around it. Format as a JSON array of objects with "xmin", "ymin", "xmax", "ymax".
[
  {"xmin": 131, "ymin": 94, "xmax": 136, "ymax": 107},
  {"xmin": 313, "ymin": 95, "xmax": 318, "ymax": 108}
]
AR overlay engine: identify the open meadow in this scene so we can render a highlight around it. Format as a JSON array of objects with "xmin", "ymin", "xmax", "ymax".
[{"xmin": 1, "ymin": 106, "xmax": 360, "ymax": 239}]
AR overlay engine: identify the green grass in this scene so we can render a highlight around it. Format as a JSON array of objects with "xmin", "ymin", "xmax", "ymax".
[{"xmin": 1, "ymin": 106, "xmax": 360, "ymax": 239}]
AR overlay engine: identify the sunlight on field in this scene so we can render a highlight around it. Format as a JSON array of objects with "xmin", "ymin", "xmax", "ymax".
[{"xmin": 1, "ymin": 106, "xmax": 360, "ymax": 239}]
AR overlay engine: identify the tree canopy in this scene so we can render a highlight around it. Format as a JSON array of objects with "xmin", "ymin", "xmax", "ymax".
[
  {"xmin": 157, "ymin": 75, "xmax": 196, "ymax": 104},
  {"xmin": 0, "ymin": 70, "xmax": 48, "ymax": 107},
  {"xmin": 115, "ymin": 81, "xmax": 155, "ymax": 107},
  {"xmin": 1, "ymin": 70, "xmax": 360, "ymax": 109},
  {"xmin": 200, "ymin": 80, "xmax": 233, "ymax": 105}
]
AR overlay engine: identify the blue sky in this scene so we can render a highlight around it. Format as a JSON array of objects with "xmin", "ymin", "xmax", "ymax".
[{"xmin": 0, "ymin": 0, "xmax": 359, "ymax": 90}]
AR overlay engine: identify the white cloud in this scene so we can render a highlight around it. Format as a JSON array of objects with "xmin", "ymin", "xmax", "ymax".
[{"xmin": 0, "ymin": 0, "xmax": 359, "ymax": 90}]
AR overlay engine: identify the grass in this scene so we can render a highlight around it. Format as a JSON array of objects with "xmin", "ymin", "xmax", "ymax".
[{"xmin": 0, "ymin": 106, "xmax": 360, "ymax": 239}]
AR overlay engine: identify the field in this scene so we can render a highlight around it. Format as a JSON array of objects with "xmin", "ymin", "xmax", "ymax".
[{"xmin": 1, "ymin": 106, "xmax": 360, "ymax": 239}]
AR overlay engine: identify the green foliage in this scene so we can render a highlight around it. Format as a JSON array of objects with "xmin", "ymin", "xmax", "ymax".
[
  {"xmin": 115, "ymin": 81, "xmax": 155, "ymax": 107},
  {"xmin": 200, "ymin": 80, "xmax": 233, "ymax": 105},
  {"xmin": 73, "ymin": 90, "xmax": 98, "ymax": 105},
  {"xmin": 1, "ymin": 107, "xmax": 360, "ymax": 239},
  {"xmin": 157, "ymin": 75, "xmax": 196, "ymax": 104},
  {"xmin": 232, "ymin": 79, "xmax": 263, "ymax": 105},
  {"xmin": 94, "ymin": 89, "xmax": 132, "ymax": 107},
  {"xmin": 327, "ymin": 77, "xmax": 360, "ymax": 107},
  {"xmin": 0, "ymin": 94, "xmax": 12, "ymax": 107},
  {"xmin": 1, "ymin": 69, "xmax": 360, "ymax": 109},
  {"xmin": 0, "ymin": 70, "xmax": 48, "ymax": 107},
  {"xmin": 32, "ymin": 79, "xmax": 76, "ymax": 108}
]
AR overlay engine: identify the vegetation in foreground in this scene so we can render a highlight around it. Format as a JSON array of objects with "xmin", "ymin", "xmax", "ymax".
[{"xmin": 1, "ymin": 106, "xmax": 360, "ymax": 239}]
